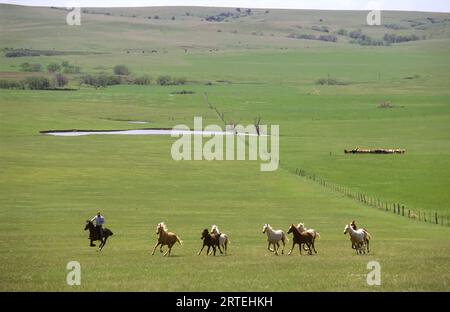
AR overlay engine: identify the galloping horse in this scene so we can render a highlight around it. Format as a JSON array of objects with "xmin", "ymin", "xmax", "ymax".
[
  {"xmin": 297, "ymin": 223, "xmax": 320, "ymax": 253},
  {"xmin": 287, "ymin": 224, "xmax": 314, "ymax": 255},
  {"xmin": 198, "ymin": 229, "xmax": 222, "ymax": 256},
  {"xmin": 152, "ymin": 222, "xmax": 183, "ymax": 256},
  {"xmin": 344, "ymin": 223, "xmax": 371, "ymax": 254},
  {"xmin": 262, "ymin": 224, "xmax": 288, "ymax": 255},
  {"xmin": 84, "ymin": 220, "xmax": 113, "ymax": 250},
  {"xmin": 211, "ymin": 225, "xmax": 229, "ymax": 255}
]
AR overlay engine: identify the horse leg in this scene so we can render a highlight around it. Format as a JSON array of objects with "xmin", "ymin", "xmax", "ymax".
[
  {"xmin": 100, "ymin": 237, "xmax": 108, "ymax": 250},
  {"xmin": 198, "ymin": 244, "xmax": 205, "ymax": 255},
  {"xmin": 90, "ymin": 239, "xmax": 96, "ymax": 247},
  {"xmin": 281, "ymin": 239, "xmax": 285, "ymax": 255},
  {"xmin": 206, "ymin": 245, "xmax": 211, "ymax": 256},
  {"xmin": 366, "ymin": 239, "xmax": 370, "ymax": 253},
  {"xmin": 312, "ymin": 238, "xmax": 317, "ymax": 254},
  {"xmin": 274, "ymin": 243, "xmax": 279, "ymax": 256},
  {"xmin": 213, "ymin": 246, "xmax": 216, "ymax": 256},
  {"xmin": 267, "ymin": 242, "xmax": 273, "ymax": 252},
  {"xmin": 152, "ymin": 242, "xmax": 161, "ymax": 255},
  {"xmin": 307, "ymin": 242, "xmax": 312, "ymax": 255},
  {"xmin": 163, "ymin": 247, "xmax": 170, "ymax": 256},
  {"xmin": 288, "ymin": 241, "xmax": 295, "ymax": 255},
  {"xmin": 218, "ymin": 244, "xmax": 223, "ymax": 254}
]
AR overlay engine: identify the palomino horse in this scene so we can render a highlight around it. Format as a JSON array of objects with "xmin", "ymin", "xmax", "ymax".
[
  {"xmin": 343, "ymin": 223, "xmax": 372, "ymax": 254},
  {"xmin": 152, "ymin": 222, "xmax": 183, "ymax": 256},
  {"xmin": 287, "ymin": 224, "xmax": 314, "ymax": 255},
  {"xmin": 297, "ymin": 223, "xmax": 320, "ymax": 253},
  {"xmin": 211, "ymin": 225, "xmax": 229, "ymax": 255},
  {"xmin": 84, "ymin": 220, "xmax": 113, "ymax": 250},
  {"xmin": 262, "ymin": 224, "xmax": 288, "ymax": 255},
  {"xmin": 198, "ymin": 229, "xmax": 222, "ymax": 256}
]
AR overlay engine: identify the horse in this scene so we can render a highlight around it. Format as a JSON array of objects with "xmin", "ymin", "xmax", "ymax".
[
  {"xmin": 262, "ymin": 224, "xmax": 288, "ymax": 255},
  {"xmin": 344, "ymin": 223, "xmax": 371, "ymax": 254},
  {"xmin": 198, "ymin": 229, "xmax": 222, "ymax": 256},
  {"xmin": 297, "ymin": 223, "xmax": 320, "ymax": 253},
  {"xmin": 84, "ymin": 220, "xmax": 113, "ymax": 250},
  {"xmin": 287, "ymin": 224, "xmax": 314, "ymax": 255},
  {"xmin": 152, "ymin": 222, "xmax": 182, "ymax": 256},
  {"xmin": 211, "ymin": 225, "xmax": 229, "ymax": 255}
]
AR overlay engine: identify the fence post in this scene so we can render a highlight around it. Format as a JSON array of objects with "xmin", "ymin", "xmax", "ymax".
[
  {"xmin": 408, "ymin": 209, "xmax": 410, "ymax": 218},
  {"xmin": 402, "ymin": 206, "xmax": 404, "ymax": 216},
  {"xmin": 435, "ymin": 212, "xmax": 438, "ymax": 225},
  {"xmin": 418, "ymin": 211, "xmax": 421, "ymax": 221},
  {"xmin": 397, "ymin": 204, "xmax": 401, "ymax": 215},
  {"xmin": 385, "ymin": 203, "xmax": 388, "ymax": 211}
]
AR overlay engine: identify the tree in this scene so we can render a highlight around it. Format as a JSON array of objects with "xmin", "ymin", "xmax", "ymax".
[
  {"xmin": 24, "ymin": 76, "xmax": 50, "ymax": 90},
  {"xmin": 54, "ymin": 73, "xmax": 68, "ymax": 88},
  {"xmin": 113, "ymin": 64, "xmax": 130, "ymax": 75},
  {"xmin": 20, "ymin": 62, "xmax": 41, "ymax": 72},
  {"xmin": 47, "ymin": 62, "xmax": 61, "ymax": 73}
]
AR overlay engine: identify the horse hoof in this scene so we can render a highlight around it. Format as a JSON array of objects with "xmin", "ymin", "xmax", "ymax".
[{"xmin": 90, "ymin": 244, "xmax": 96, "ymax": 247}]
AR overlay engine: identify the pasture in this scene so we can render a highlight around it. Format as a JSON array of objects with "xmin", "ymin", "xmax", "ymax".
[{"xmin": 0, "ymin": 4, "xmax": 449, "ymax": 291}]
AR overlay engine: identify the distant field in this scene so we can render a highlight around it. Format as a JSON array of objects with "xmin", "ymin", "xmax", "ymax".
[{"xmin": 0, "ymin": 4, "xmax": 449, "ymax": 291}]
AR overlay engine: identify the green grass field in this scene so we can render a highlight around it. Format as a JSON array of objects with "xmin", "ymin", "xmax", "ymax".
[{"xmin": 0, "ymin": 4, "xmax": 449, "ymax": 291}]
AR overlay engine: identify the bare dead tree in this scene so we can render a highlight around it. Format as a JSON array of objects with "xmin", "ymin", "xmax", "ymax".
[
  {"xmin": 203, "ymin": 92, "xmax": 213, "ymax": 109},
  {"xmin": 254, "ymin": 116, "xmax": 261, "ymax": 136}
]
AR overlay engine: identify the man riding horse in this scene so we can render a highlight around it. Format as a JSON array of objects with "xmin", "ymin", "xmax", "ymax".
[{"xmin": 90, "ymin": 211, "xmax": 105, "ymax": 246}]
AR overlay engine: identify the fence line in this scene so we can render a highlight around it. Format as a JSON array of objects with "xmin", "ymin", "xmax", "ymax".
[{"xmin": 295, "ymin": 167, "xmax": 448, "ymax": 227}]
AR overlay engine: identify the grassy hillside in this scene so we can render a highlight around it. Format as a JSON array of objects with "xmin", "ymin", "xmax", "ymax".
[{"xmin": 0, "ymin": 4, "xmax": 449, "ymax": 291}]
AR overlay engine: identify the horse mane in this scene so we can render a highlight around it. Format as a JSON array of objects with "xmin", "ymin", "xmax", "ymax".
[
  {"xmin": 211, "ymin": 225, "xmax": 220, "ymax": 233},
  {"xmin": 158, "ymin": 222, "xmax": 168, "ymax": 232}
]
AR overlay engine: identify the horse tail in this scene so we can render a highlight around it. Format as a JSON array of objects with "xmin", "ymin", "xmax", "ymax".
[
  {"xmin": 176, "ymin": 236, "xmax": 183, "ymax": 245},
  {"xmin": 315, "ymin": 232, "xmax": 320, "ymax": 239},
  {"xmin": 364, "ymin": 231, "xmax": 372, "ymax": 240}
]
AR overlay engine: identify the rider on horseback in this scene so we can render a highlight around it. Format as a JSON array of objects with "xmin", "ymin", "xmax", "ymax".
[{"xmin": 91, "ymin": 211, "xmax": 105, "ymax": 240}]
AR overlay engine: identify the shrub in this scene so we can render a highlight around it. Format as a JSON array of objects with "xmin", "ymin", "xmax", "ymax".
[
  {"xmin": 5, "ymin": 49, "xmax": 40, "ymax": 57},
  {"xmin": 81, "ymin": 73, "xmax": 121, "ymax": 88},
  {"xmin": 133, "ymin": 75, "xmax": 152, "ymax": 85},
  {"xmin": 113, "ymin": 64, "xmax": 130, "ymax": 75},
  {"xmin": 61, "ymin": 61, "xmax": 81, "ymax": 74},
  {"xmin": 156, "ymin": 75, "xmax": 187, "ymax": 86},
  {"xmin": 383, "ymin": 33, "xmax": 420, "ymax": 44},
  {"xmin": 349, "ymin": 29, "xmax": 363, "ymax": 39},
  {"xmin": 337, "ymin": 28, "xmax": 348, "ymax": 36},
  {"xmin": 318, "ymin": 35, "xmax": 337, "ymax": 42},
  {"xmin": 23, "ymin": 76, "xmax": 50, "ymax": 90},
  {"xmin": 156, "ymin": 75, "xmax": 172, "ymax": 86},
  {"xmin": 0, "ymin": 80, "xmax": 24, "ymax": 89},
  {"xmin": 47, "ymin": 62, "xmax": 61, "ymax": 73},
  {"xmin": 311, "ymin": 25, "xmax": 329, "ymax": 33},
  {"xmin": 315, "ymin": 77, "xmax": 348, "ymax": 85},
  {"xmin": 20, "ymin": 62, "xmax": 42, "ymax": 72},
  {"xmin": 53, "ymin": 73, "xmax": 68, "ymax": 88}
]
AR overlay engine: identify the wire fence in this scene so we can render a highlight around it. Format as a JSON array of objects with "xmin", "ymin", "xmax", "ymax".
[{"xmin": 295, "ymin": 167, "xmax": 449, "ymax": 227}]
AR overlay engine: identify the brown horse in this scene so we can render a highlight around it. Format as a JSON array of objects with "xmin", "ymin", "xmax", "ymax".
[
  {"xmin": 287, "ymin": 224, "xmax": 314, "ymax": 255},
  {"xmin": 198, "ymin": 229, "xmax": 222, "ymax": 256},
  {"xmin": 84, "ymin": 220, "xmax": 113, "ymax": 250},
  {"xmin": 152, "ymin": 222, "xmax": 183, "ymax": 256}
]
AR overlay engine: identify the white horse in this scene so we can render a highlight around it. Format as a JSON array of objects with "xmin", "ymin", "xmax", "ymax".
[
  {"xmin": 262, "ymin": 224, "xmax": 288, "ymax": 255},
  {"xmin": 297, "ymin": 223, "xmax": 320, "ymax": 253},
  {"xmin": 211, "ymin": 225, "xmax": 229, "ymax": 255},
  {"xmin": 343, "ymin": 223, "xmax": 371, "ymax": 254}
]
